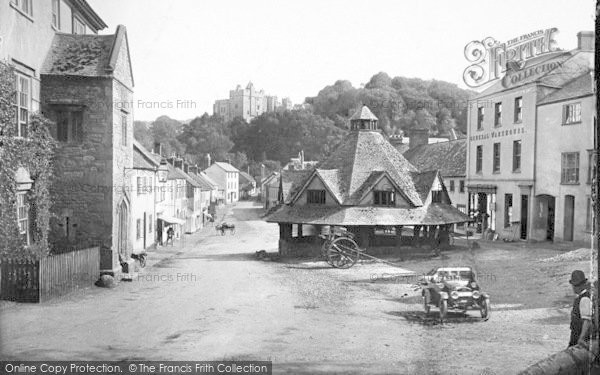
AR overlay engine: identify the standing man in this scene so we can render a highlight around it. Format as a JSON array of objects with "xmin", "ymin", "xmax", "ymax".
[{"xmin": 569, "ymin": 270, "xmax": 593, "ymax": 347}]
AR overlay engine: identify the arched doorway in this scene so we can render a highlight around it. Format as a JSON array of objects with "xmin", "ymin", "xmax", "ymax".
[{"xmin": 117, "ymin": 200, "xmax": 129, "ymax": 257}]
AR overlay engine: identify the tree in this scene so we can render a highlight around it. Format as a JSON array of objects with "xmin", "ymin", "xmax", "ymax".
[
  {"xmin": 177, "ymin": 114, "xmax": 233, "ymax": 164},
  {"xmin": 133, "ymin": 121, "xmax": 153, "ymax": 150},
  {"xmin": 150, "ymin": 116, "xmax": 185, "ymax": 157}
]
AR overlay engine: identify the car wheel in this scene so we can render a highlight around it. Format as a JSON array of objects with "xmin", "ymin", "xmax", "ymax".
[
  {"xmin": 423, "ymin": 296, "xmax": 430, "ymax": 315},
  {"xmin": 439, "ymin": 299, "xmax": 448, "ymax": 323},
  {"xmin": 480, "ymin": 297, "xmax": 490, "ymax": 321}
]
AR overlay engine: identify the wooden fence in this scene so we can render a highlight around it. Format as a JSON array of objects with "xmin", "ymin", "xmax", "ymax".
[{"xmin": 0, "ymin": 247, "xmax": 100, "ymax": 303}]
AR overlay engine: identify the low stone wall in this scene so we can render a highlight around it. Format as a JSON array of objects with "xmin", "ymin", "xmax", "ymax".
[{"xmin": 518, "ymin": 342, "xmax": 599, "ymax": 375}]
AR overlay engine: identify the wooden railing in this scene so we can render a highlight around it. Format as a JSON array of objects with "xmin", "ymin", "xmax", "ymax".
[{"xmin": 0, "ymin": 247, "xmax": 100, "ymax": 303}]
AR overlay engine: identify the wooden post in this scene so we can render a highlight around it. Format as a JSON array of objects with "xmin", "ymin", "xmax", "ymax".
[
  {"xmin": 395, "ymin": 225, "xmax": 403, "ymax": 250},
  {"xmin": 413, "ymin": 225, "xmax": 421, "ymax": 247},
  {"xmin": 297, "ymin": 224, "xmax": 303, "ymax": 238}
]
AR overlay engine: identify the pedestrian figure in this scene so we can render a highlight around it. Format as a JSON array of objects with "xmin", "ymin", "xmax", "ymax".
[
  {"xmin": 568, "ymin": 270, "xmax": 593, "ymax": 347},
  {"xmin": 166, "ymin": 226, "xmax": 175, "ymax": 246}
]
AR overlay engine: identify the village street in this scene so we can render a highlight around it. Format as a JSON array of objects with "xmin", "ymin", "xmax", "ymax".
[{"xmin": 0, "ymin": 201, "xmax": 582, "ymax": 374}]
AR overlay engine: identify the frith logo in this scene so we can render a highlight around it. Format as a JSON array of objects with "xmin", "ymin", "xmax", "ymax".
[{"xmin": 463, "ymin": 28, "xmax": 561, "ymax": 88}]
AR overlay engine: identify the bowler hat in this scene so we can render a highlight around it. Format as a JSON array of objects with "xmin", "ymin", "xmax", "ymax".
[{"xmin": 569, "ymin": 270, "xmax": 588, "ymax": 286}]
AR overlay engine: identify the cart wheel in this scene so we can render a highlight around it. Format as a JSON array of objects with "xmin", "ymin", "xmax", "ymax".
[
  {"xmin": 439, "ymin": 299, "xmax": 448, "ymax": 323},
  {"xmin": 327, "ymin": 237, "xmax": 359, "ymax": 269},
  {"xmin": 480, "ymin": 297, "xmax": 490, "ymax": 321},
  {"xmin": 139, "ymin": 255, "xmax": 147, "ymax": 268}
]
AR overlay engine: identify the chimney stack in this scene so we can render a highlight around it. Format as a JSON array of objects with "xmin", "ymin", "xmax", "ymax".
[
  {"xmin": 174, "ymin": 159, "xmax": 183, "ymax": 170},
  {"xmin": 153, "ymin": 142, "xmax": 162, "ymax": 156},
  {"xmin": 205, "ymin": 153, "xmax": 212, "ymax": 169},
  {"xmin": 189, "ymin": 165, "xmax": 198, "ymax": 174},
  {"xmin": 166, "ymin": 157, "xmax": 175, "ymax": 166},
  {"xmin": 409, "ymin": 128, "xmax": 429, "ymax": 149},
  {"xmin": 183, "ymin": 163, "xmax": 189, "ymax": 173},
  {"xmin": 577, "ymin": 31, "xmax": 594, "ymax": 51}
]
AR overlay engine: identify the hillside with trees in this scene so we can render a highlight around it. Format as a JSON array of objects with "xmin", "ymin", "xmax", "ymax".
[
  {"xmin": 306, "ymin": 72, "xmax": 474, "ymax": 136},
  {"xmin": 133, "ymin": 72, "xmax": 473, "ymax": 178}
]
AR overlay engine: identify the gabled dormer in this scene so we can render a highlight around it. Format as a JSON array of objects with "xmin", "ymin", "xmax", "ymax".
[{"xmin": 356, "ymin": 171, "xmax": 412, "ymax": 208}]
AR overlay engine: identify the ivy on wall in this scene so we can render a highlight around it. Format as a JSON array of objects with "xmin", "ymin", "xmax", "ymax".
[{"xmin": 0, "ymin": 62, "xmax": 56, "ymax": 260}]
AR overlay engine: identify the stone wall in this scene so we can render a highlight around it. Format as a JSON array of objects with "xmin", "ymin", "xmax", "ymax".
[{"xmin": 42, "ymin": 75, "xmax": 114, "ymax": 250}]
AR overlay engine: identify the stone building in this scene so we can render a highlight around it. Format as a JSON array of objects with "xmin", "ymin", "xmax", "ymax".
[
  {"xmin": 465, "ymin": 31, "xmax": 594, "ymax": 244},
  {"xmin": 41, "ymin": 25, "xmax": 135, "ymax": 275},
  {"xmin": 267, "ymin": 106, "xmax": 469, "ymax": 256},
  {"xmin": 213, "ymin": 82, "xmax": 283, "ymax": 122}
]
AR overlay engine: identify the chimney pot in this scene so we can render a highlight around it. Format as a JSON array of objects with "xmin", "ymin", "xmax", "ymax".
[{"xmin": 577, "ymin": 31, "xmax": 594, "ymax": 51}]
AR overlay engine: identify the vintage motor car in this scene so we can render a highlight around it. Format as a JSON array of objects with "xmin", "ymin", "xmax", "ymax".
[{"xmin": 420, "ymin": 266, "xmax": 490, "ymax": 322}]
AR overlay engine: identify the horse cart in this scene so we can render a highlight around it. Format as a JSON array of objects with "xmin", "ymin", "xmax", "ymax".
[{"xmin": 216, "ymin": 222, "xmax": 235, "ymax": 235}]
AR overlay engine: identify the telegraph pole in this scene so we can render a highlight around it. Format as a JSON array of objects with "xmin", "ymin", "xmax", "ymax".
[{"xmin": 595, "ymin": 0, "xmax": 599, "ymax": 341}]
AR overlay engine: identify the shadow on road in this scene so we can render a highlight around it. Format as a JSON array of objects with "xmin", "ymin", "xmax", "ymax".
[
  {"xmin": 182, "ymin": 253, "xmax": 257, "ymax": 262},
  {"xmin": 386, "ymin": 310, "xmax": 484, "ymax": 326}
]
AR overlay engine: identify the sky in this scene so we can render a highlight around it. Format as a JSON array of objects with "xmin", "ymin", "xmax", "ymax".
[{"xmin": 88, "ymin": 0, "xmax": 596, "ymax": 121}]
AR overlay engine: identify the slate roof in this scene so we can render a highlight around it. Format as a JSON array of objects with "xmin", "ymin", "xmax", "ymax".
[
  {"xmin": 301, "ymin": 131, "xmax": 421, "ymax": 206},
  {"xmin": 280, "ymin": 170, "xmax": 312, "ymax": 204},
  {"xmin": 350, "ymin": 105, "xmax": 378, "ymax": 121},
  {"xmin": 213, "ymin": 162, "xmax": 239, "ymax": 173},
  {"xmin": 239, "ymin": 171, "xmax": 255, "ymax": 184},
  {"xmin": 410, "ymin": 170, "xmax": 439, "ymax": 203},
  {"xmin": 537, "ymin": 72, "xmax": 594, "ymax": 105},
  {"xmin": 133, "ymin": 140, "xmax": 161, "ymax": 169},
  {"xmin": 43, "ymin": 33, "xmax": 115, "ymax": 77},
  {"xmin": 266, "ymin": 203, "xmax": 470, "ymax": 226},
  {"xmin": 188, "ymin": 172, "xmax": 214, "ymax": 191},
  {"xmin": 166, "ymin": 164, "xmax": 201, "ymax": 188},
  {"xmin": 403, "ymin": 139, "xmax": 467, "ymax": 178},
  {"xmin": 199, "ymin": 172, "xmax": 219, "ymax": 188}
]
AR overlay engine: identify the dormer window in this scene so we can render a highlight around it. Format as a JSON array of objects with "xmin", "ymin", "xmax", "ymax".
[
  {"xmin": 373, "ymin": 191, "xmax": 395, "ymax": 206},
  {"xmin": 307, "ymin": 190, "xmax": 326, "ymax": 204}
]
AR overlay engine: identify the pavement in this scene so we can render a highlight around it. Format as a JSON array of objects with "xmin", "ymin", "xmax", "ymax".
[{"xmin": 0, "ymin": 201, "xmax": 576, "ymax": 374}]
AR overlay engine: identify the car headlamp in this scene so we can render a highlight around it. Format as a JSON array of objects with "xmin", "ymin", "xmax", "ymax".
[
  {"xmin": 450, "ymin": 291, "xmax": 459, "ymax": 299},
  {"xmin": 472, "ymin": 290, "xmax": 481, "ymax": 299},
  {"xmin": 470, "ymin": 281, "xmax": 477, "ymax": 288}
]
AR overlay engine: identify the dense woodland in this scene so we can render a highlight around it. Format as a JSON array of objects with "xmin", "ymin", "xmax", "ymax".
[{"xmin": 134, "ymin": 72, "xmax": 474, "ymax": 177}]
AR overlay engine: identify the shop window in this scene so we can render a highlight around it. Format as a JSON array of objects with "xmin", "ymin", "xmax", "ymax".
[
  {"xmin": 373, "ymin": 191, "xmax": 395, "ymax": 206},
  {"xmin": 137, "ymin": 177, "xmax": 143, "ymax": 195},
  {"xmin": 561, "ymin": 152, "xmax": 580, "ymax": 184},
  {"xmin": 307, "ymin": 190, "xmax": 326, "ymax": 204},
  {"xmin": 563, "ymin": 103, "xmax": 581, "ymax": 125},
  {"xmin": 493, "ymin": 143, "xmax": 501, "ymax": 173},
  {"xmin": 514, "ymin": 97, "xmax": 523, "ymax": 123}
]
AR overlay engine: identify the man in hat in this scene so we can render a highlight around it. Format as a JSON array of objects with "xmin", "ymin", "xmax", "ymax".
[{"xmin": 569, "ymin": 269, "xmax": 593, "ymax": 347}]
